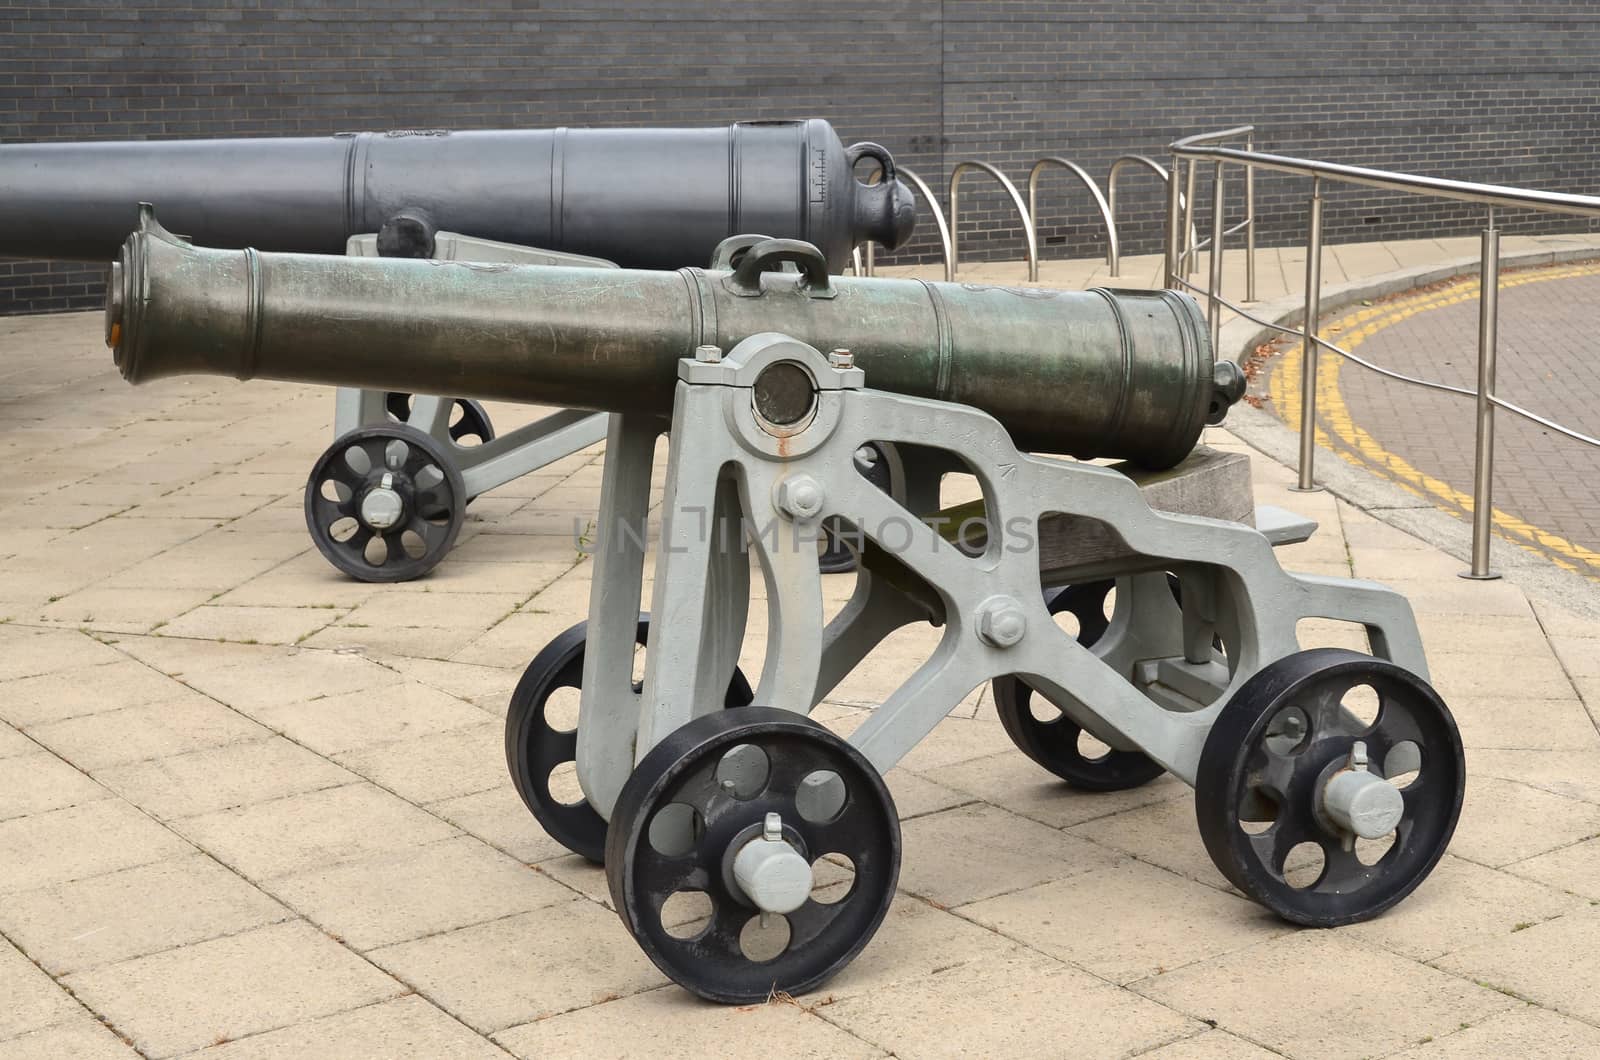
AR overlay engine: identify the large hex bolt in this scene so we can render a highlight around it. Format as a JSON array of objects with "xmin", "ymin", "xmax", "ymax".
[
  {"xmin": 1321, "ymin": 741, "xmax": 1405, "ymax": 840},
  {"xmin": 976, "ymin": 596, "xmax": 1028, "ymax": 648},
  {"xmin": 731, "ymin": 812, "xmax": 813, "ymax": 914},
  {"xmin": 359, "ymin": 472, "xmax": 405, "ymax": 530},
  {"xmin": 774, "ymin": 474, "xmax": 825, "ymax": 522}
]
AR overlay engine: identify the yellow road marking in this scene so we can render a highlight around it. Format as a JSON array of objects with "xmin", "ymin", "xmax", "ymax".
[{"xmin": 1267, "ymin": 260, "xmax": 1600, "ymax": 577}]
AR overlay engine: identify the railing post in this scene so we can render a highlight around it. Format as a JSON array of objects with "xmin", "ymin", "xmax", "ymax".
[
  {"xmin": 1164, "ymin": 153, "xmax": 1183, "ymax": 287},
  {"xmin": 1208, "ymin": 161, "xmax": 1226, "ymax": 354},
  {"xmin": 1463, "ymin": 213, "xmax": 1502, "ymax": 580},
  {"xmin": 1183, "ymin": 159, "xmax": 1198, "ymax": 277},
  {"xmin": 1292, "ymin": 176, "xmax": 1325, "ymax": 492},
  {"xmin": 1244, "ymin": 136, "xmax": 1257, "ymax": 303}
]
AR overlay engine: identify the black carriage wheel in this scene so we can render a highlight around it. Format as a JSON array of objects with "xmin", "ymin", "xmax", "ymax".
[
  {"xmin": 991, "ymin": 580, "xmax": 1166, "ymax": 792},
  {"xmin": 385, "ymin": 392, "xmax": 496, "ymax": 447},
  {"xmin": 303, "ymin": 424, "xmax": 465, "ymax": 583},
  {"xmin": 819, "ymin": 442, "xmax": 892, "ymax": 575},
  {"xmin": 606, "ymin": 706, "xmax": 900, "ymax": 1003},
  {"xmin": 506, "ymin": 615, "xmax": 754, "ymax": 865},
  {"xmin": 1195, "ymin": 647, "xmax": 1464, "ymax": 927}
]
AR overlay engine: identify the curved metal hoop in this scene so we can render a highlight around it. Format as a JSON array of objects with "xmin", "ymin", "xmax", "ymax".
[
  {"xmin": 949, "ymin": 160, "xmax": 1038, "ymax": 282},
  {"xmin": 1027, "ymin": 157, "xmax": 1118, "ymax": 275},
  {"xmin": 1107, "ymin": 154, "xmax": 1195, "ymax": 278}
]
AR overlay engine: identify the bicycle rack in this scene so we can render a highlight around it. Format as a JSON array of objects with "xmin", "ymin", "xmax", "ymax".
[
  {"xmin": 1108, "ymin": 154, "xmax": 1196, "ymax": 279},
  {"xmin": 1027, "ymin": 156, "xmax": 1118, "ymax": 274},
  {"xmin": 950, "ymin": 160, "xmax": 1038, "ymax": 281}
]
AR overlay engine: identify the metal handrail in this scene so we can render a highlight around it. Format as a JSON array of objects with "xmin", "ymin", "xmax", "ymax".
[
  {"xmin": 1107, "ymin": 154, "xmax": 1196, "ymax": 278},
  {"xmin": 950, "ymin": 160, "xmax": 1038, "ymax": 281},
  {"xmin": 1170, "ymin": 125, "xmax": 1600, "ymax": 577},
  {"xmin": 1027, "ymin": 157, "xmax": 1118, "ymax": 274}
]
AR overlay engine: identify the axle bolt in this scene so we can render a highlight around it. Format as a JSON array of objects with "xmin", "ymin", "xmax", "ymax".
[
  {"xmin": 976, "ymin": 596, "xmax": 1028, "ymax": 649},
  {"xmin": 695, "ymin": 343, "xmax": 724, "ymax": 363},
  {"xmin": 775, "ymin": 475, "xmax": 825, "ymax": 521},
  {"xmin": 828, "ymin": 347, "xmax": 855, "ymax": 369}
]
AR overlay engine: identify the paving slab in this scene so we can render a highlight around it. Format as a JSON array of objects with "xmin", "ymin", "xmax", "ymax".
[
  {"xmin": 181, "ymin": 996, "xmax": 506, "ymax": 1060},
  {"xmin": 92, "ymin": 736, "xmax": 357, "ymax": 820},
  {"xmin": 62, "ymin": 920, "xmax": 404, "ymax": 1058},
  {"xmin": 1138, "ymin": 932, "xmax": 1516, "ymax": 1060},
  {"xmin": 267, "ymin": 835, "xmax": 572, "ymax": 951},
  {"xmin": 0, "ymin": 853, "xmax": 289, "ymax": 975},
  {"xmin": 368, "ymin": 900, "xmax": 666, "ymax": 1033},
  {"xmin": 495, "ymin": 986, "xmax": 884, "ymax": 1059},
  {"xmin": 817, "ymin": 951, "xmax": 1198, "ymax": 1059},
  {"xmin": 1434, "ymin": 906, "xmax": 1600, "ymax": 1025},
  {"xmin": 174, "ymin": 782, "xmax": 458, "ymax": 880},
  {"xmin": 962, "ymin": 860, "xmax": 1289, "ymax": 984}
]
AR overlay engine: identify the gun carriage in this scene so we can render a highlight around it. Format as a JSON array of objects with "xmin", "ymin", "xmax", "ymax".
[
  {"xmin": 104, "ymin": 210, "xmax": 1465, "ymax": 1004},
  {"xmin": 1, "ymin": 120, "xmax": 913, "ymax": 578}
]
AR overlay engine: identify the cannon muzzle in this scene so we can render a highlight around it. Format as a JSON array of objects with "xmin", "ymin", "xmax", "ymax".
[
  {"xmin": 2, "ymin": 120, "xmax": 913, "ymax": 270},
  {"xmin": 107, "ymin": 210, "xmax": 1242, "ymax": 468}
]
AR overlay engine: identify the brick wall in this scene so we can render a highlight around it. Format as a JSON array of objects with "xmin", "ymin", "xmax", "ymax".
[{"xmin": 4, "ymin": 1, "xmax": 1598, "ymax": 313}]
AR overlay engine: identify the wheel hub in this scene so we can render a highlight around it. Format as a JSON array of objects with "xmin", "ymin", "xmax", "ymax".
[
  {"xmin": 1317, "ymin": 740, "xmax": 1405, "ymax": 841},
  {"xmin": 725, "ymin": 812, "xmax": 812, "ymax": 913},
  {"xmin": 358, "ymin": 472, "xmax": 408, "ymax": 530}
]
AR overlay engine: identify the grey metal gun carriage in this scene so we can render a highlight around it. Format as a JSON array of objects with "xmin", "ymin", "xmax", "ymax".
[
  {"xmin": 1, "ymin": 119, "xmax": 914, "ymax": 580},
  {"xmin": 105, "ymin": 213, "xmax": 1466, "ymax": 1005}
]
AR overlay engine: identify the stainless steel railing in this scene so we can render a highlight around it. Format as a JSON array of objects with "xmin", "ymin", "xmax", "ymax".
[
  {"xmin": 1028, "ymin": 157, "xmax": 1118, "ymax": 273},
  {"xmin": 853, "ymin": 145, "xmax": 1256, "ymax": 294},
  {"xmin": 1169, "ymin": 126, "xmax": 1600, "ymax": 578},
  {"xmin": 949, "ymin": 160, "xmax": 1038, "ymax": 281}
]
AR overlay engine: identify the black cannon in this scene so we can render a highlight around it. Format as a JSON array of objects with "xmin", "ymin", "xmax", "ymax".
[{"xmin": 4, "ymin": 119, "xmax": 915, "ymax": 579}]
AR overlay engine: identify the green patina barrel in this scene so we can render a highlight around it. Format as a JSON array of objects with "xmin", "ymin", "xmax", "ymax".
[{"xmin": 107, "ymin": 213, "xmax": 1241, "ymax": 468}]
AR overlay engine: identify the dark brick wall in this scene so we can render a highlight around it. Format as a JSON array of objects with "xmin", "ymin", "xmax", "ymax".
[{"xmin": 4, "ymin": 1, "xmax": 1598, "ymax": 313}]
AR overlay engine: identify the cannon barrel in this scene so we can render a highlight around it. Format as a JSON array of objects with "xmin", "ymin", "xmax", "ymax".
[
  {"xmin": 0, "ymin": 120, "xmax": 913, "ymax": 270},
  {"xmin": 107, "ymin": 211, "xmax": 1243, "ymax": 468}
]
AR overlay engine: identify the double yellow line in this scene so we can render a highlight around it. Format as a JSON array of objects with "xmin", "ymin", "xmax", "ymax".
[{"xmin": 1266, "ymin": 261, "xmax": 1600, "ymax": 578}]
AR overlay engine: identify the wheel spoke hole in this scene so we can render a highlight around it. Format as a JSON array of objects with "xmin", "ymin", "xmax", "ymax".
[
  {"xmin": 328, "ymin": 516, "xmax": 359, "ymax": 543},
  {"xmin": 383, "ymin": 439, "xmax": 409, "ymax": 469},
  {"xmin": 1028, "ymin": 694, "xmax": 1063, "ymax": 725},
  {"xmin": 795, "ymin": 769, "xmax": 848, "ymax": 824},
  {"xmin": 546, "ymin": 761, "xmax": 585, "ymax": 808},
  {"xmin": 1076, "ymin": 730, "xmax": 1112, "ymax": 762},
  {"xmin": 1101, "ymin": 586, "xmax": 1117, "ymax": 622},
  {"xmin": 1342, "ymin": 684, "xmax": 1380, "ymax": 730},
  {"xmin": 416, "ymin": 465, "xmax": 444, "ymax": 491},
  {"xmin": 1238, "ymin": 786, "xmax": 1278, "ymax": 835},
  {"xmin": 810, "ymin": 854, "xmax": 855, "ymax": 905},
  {"xmin": 648, "ymin": 802, "xmax": 702, "ymax": 857},
  {"xmin": 544, "ymin": 686, "xmax": 580, "ymax": 734},
  {"xmin": 1264, "ymin": 706, "xmax": 1311, "ymax": 756},
  {"xmin": 1284, "ymin": 841, "xmax": 1325, "ymax": 889},
  {"xmin": 714, "ymin": 744, "xmax": 770, "ymax": 800},
  {"xmin": 342, "ymin": 446, "xmax": 373, "ymax": 477},
  {"xmin": 1356, "ymin": 833, "xmax": 1396, "ymax": 866},
  {"xmin": 660, "ymin": 890, "xmax": 714, "ymax": 939},
  {"xmin": 738, "ymin": 913, "xmax": 791, "ymax": 962},
  {"xmin": 1051, "ymin": 610, "xmax": 1082, "ymax": 642},
  {"xmin": 399, "ymin": 530, "xmax": 427, "ymax": 560},
  {"xmin": 1383, "ymin": 740, "xmax": 1422, "ymax": 789},
  {"xmin": 320, "ymin": 479, "xmax": 351, "ymax": 504},
  {"xmin": 362, "ymin": 535, "xmax": 388, "ymax": 565}
]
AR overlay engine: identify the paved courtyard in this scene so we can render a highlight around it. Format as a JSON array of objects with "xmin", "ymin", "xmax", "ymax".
[
  {"xmin": 1257, "ymin": 259, "xmax": 1600, "ymax": 579},
  {"xmin": 3, "ymin": 254, "xmax": 1600, "ymax": 1057}
]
